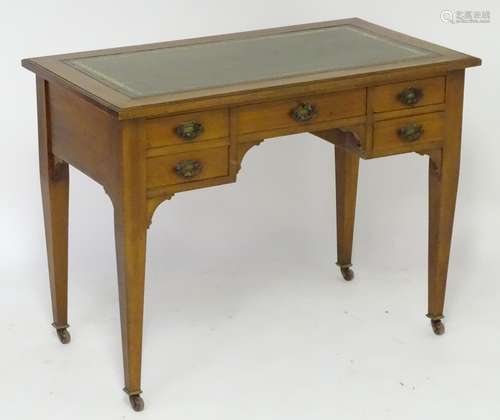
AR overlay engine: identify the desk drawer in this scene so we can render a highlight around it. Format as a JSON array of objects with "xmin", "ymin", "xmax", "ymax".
[
  {"xmin": 371, "ymin": 77, "xmax": 445, "ymax": 113},
  {"xmin": 373, "ymin": 113, "xmax": 444, "ymax": 153},
  {"xmin": 145, "ymin": 109, "xmax": 229, "ymax": 149},
  {"xmin": 236, "ymin": 89, "xmax": 365, "ymax": 135},
  {"xmin": 147, "ymin": 146, "xmax": 229, "ymax": 188}
]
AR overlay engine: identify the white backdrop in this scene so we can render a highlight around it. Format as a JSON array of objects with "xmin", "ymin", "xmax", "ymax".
[{"xmin": 1, "ymin": 1, "xmax": 499, "ymax": 419}]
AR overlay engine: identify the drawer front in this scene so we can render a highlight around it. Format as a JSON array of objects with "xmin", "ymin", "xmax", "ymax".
[
  {"xmin": 237, "ymin": 89, "xmax": 366, "ymax": 135},
  {"xmin": 145, "ymin": 109, "xmax": 229, "ymax": 148},
  {"xmin": 147, "ymin": 146, "xmax": 229, "ymax": 188},
  {"xmin": 373, "ymin": 113, "xmax": 444, "ymax": 153},
  {"xmin": 371, "ymin": 77, "xmax": 445, "ymax": 113}
]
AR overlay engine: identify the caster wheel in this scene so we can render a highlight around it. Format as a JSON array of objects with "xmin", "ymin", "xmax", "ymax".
[
  {"xmin": 340, "ymin": 267, "xmax": 354, "ymax": 281},
  {"xmin": 56, "ymin": 328, "xmax": 71, "ymax": 344},
  {"xmin": 431, "ymin": 320, "xmax": 445, "ymax": 335},
  {"xmin": 129, "ymin": 395, "xmax": 145, "ymax": 412}
]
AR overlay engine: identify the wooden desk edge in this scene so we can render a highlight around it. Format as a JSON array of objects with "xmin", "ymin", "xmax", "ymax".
[{"xmin": 22, "ymin": 57, "xmax": 481, "ymax": 123}]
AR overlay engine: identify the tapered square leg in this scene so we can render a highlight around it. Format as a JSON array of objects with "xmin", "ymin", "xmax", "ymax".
[
  {"xmin": 114, "ymin": 206, "xmax": 147, "ymax": 410},
  {"xmin": 110, "ymin": 120, "xmax": 148, "ymax": 411},
  {"xmin": 427, "ymin": 70, "xmax": 465, "ymax": 335},
  {"xmin": 37, "ymin": 77, "xmax": 71, "ymax": 344},
  {"xmin": 335, "ymin": 145, "xmax": 360, "ymax": 281}
]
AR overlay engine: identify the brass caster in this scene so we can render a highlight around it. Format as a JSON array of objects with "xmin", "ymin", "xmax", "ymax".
[
  {"xmin": 431, "ymin": 319, "xmax": 445, "ymax": 335},
  {"xmin": 56, "ymin": 328, "xmax": 71, "ymax": 344},
  {"xmin": 340, "ymin": 267, "xmax": 354, "ymax": 281},
  {"xmin": 129, "ymin": 394, "xmax": 145, "ymax": 412}
]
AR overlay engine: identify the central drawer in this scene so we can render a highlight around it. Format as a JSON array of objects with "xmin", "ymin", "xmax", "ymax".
[{"xmin": 236, "ymin": 88, "xmax": 366, "ymax": 136}]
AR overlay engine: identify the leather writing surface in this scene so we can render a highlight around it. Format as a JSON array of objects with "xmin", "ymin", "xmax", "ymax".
[{"xmin": 66, "ymin": 25, "xmax": 433, "ymax": 98}]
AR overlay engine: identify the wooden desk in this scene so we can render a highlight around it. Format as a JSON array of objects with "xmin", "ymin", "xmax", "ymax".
[{"xmin": 22, "ymin": 18, "xmax": 480, "ymax": 411}]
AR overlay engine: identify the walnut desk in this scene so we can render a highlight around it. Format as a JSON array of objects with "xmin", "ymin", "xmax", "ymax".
[{"xmin": 22, "ymin": 19, "xmax": 480, "ymax": 411}]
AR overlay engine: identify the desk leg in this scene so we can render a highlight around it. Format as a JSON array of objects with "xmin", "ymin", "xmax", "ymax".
[
  {"xmin": 427, "ymin": 70, "xmax": 464, "ymax": 335},
  {"xmin": 112, "ymin": 120, "xmax": 147, "ymax": 411},
  {"xmin": 335, "ymin": 146, "xmax": 359, "ymax": 281},
  {"xmin": 37, "ymin": 78, "xmax": 71, "ymax": 345},
  {"xmin": 114, "ymin": 209, "xmax": 147, "ymax": 411}
]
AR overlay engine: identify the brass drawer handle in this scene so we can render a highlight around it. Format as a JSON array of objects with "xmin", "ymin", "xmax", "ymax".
[
  {"xmin": 397, "ymin": 123, "xmax": 424, "ymax": 142},
  {"xmin": 174, "ymin": 159, "xmax": 203, "ymax": 178},
  {"xmin": 290, "ymin": 102, "xmax": 317, "ymax": 122},
  {"xmin": 398, "ymin": 87, "xmax": 423, "ymax": 106},
  {"xmin": 175, "ymin": 121, "xmax": 204, "ymax": 141}
]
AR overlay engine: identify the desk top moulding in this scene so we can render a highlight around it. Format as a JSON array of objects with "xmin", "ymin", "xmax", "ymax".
[{"xmin": 22, "ymin": 18, "xmax": 480, "ymax": 119}]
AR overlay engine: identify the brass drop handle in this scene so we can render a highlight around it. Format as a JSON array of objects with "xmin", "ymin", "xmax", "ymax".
[
  {"xmin": 397, "ymin": 123, "xmax": 423, "ymax": 142},
  {"xmin": 174, "ymin": 160, "xmax": 203, "ymax": 178},
  {"xmin": 398, "ymin": 87, "xmax": 423, "ymax": 106},
  {"xmin": 290, "ymin": 102, "xmax": 317, "ymax": 122},
  {"xmin": 175, "ymin": 121, "xmax": 204, "ymax": 141}
]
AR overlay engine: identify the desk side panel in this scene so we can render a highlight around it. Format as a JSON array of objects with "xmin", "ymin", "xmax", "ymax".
[{"xmin": 48, "ymin": 81, "xmax": 119, "ymax": 192}]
